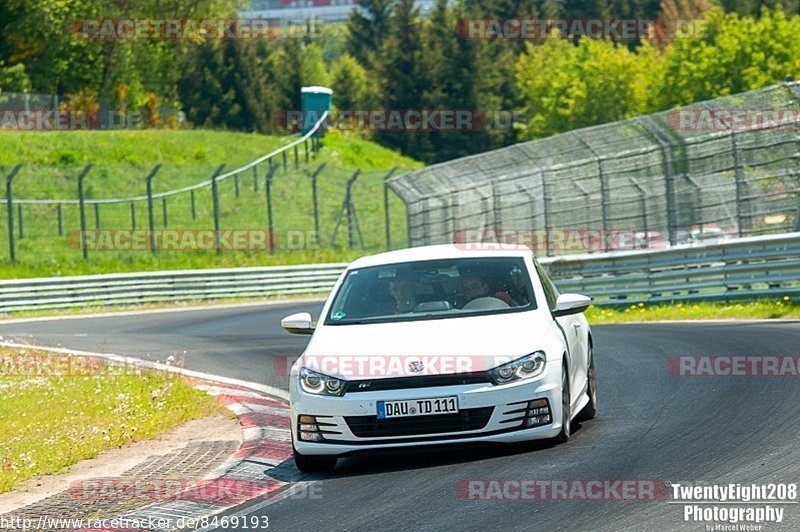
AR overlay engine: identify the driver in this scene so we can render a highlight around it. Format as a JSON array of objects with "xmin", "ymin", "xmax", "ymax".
[
  {"xmin": 461, "ymin": 273, "xmax": 491, "ymax": 303},
  {"xmin": 387, "ymin": 270, "xmax": 418, "ymax": 313},
  {"xmin": 459, "ymin": 268, "xmax": 514, "ymax": 307}
]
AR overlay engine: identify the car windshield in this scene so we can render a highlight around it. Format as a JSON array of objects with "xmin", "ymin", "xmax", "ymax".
[{"xmin": 325, "ymin": 257, "xmax": 536, "ymax": 325}]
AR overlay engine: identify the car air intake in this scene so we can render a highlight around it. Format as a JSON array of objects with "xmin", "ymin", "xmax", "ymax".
[{"xmin": 345, "ymin": 407, "xmax": 494, "ymax": 438}]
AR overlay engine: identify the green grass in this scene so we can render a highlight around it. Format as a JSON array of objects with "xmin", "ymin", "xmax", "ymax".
[
  {"xmin": 0, "ymin": 129, "xmax": 422, "ymax": 278},
  {"xmin": 585, "ymin": 297, "xmax": 800, "ymax": 323},
  {"xmin": 0, "ymin": 348, "xmax": 225, "ymax": 493}
]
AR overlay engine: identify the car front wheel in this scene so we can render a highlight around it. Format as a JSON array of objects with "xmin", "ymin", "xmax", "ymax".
[
  {"xmin": 293, "ymin": 444, "xmax": 337, "ymax": 473},
  {"xmin": 577, "ymin": 346, "xmax": 597, "ymax": 421},
  {"xmin": 555, "ymin": 365, "xmax": 571, "ymax": 443}
]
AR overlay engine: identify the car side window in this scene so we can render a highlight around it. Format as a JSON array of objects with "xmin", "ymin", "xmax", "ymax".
[{"xmin": 534, "ymin": 259, "xmax": 559, "ymax": 310}]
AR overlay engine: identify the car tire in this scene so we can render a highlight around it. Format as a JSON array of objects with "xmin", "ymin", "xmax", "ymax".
[
  {"xmin": 555, "ymin": 364, "xmax": 571, "ymax": 443},
  {"xmin": 293, "ymin": 445, "xmax": 337, "ymax": 473},
  {"xmin": 577, "ymin": 346, "xmax": 597, "ymax": 422}
]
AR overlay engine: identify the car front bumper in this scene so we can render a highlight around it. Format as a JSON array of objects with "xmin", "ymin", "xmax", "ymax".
[{"xmin": 290, "ymin": 368, "xmax": 563, "ymax": 456}]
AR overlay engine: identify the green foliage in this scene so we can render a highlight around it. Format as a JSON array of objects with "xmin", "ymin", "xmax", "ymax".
[
  {"xmin": 2, "ymin": 0, "xmax": 800, "ymax": 166},
  {"xmin": 516, "ymin": 38, "xmax": 658, "ymax": 139},
  {"xmin": 655, "ymin": 8, "xmax": 800, "ymax": 108},
  {"xmin": 331, "ymin": 54, "xmax": 371, "ymax": 110},
  {"xmin": 300, "ymin": 44, "xmax": 331, "ymax": 87},
  {"xmin": 345, "ymin": 0, "xmax": 394, "ymax": 69},
  {"xmin": 374, "ymin": 0, "xmax": 432, "ymax": 157},
  {"xmin": 0, "ymin": 61, "xmax": 31, "ymax": 92}
]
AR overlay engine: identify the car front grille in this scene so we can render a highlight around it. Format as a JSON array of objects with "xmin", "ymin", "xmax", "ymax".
[
  {"xmin": 341, "ymin": 374, "xmax": 491, "ymax": 394},
  {"xmin": 344, "ymin": 407, "xmax": 494, "ymax": 438}
]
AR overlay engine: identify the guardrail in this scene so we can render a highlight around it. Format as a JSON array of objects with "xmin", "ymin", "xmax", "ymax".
[
  {"xmin": 542, "ymin": 232, "xmax": 800, "ymax": 305},
  {"xmin": 0, "ymin": 233, "xmax": 797, "ymax": 313},
  {"xmin": 0, "ymin": 263, "xmax": 347, "ymax": 313}
]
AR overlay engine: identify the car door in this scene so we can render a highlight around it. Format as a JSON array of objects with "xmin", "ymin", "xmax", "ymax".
[{"xmin": 534, "ymin": 260, "xmax": 586, "ymax": 408}]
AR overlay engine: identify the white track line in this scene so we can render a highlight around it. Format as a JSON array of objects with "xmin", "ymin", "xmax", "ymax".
[
  {"xmin": 0, "ymin": 297, "xmax": 325, "ymax": 325},
  {"xmin": 0, "ymin": 340, "xmax": 289, "ymax": 402}
]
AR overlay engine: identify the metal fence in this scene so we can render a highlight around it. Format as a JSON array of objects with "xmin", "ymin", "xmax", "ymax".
[
  {"xmin": 544, "ymin": 231, "xmax": 800, "ymax": 305},
  {"xmin": 1, "ymin": 233, "xmax": 797, "ymax": 313},
  {"xmin": 0, "ymin": 110, "xmax": 411, "ymax": 264},
  {"xmin": 0, "ymin": 263, "xmax": 347, "ymax": 312},
  {"xmin": 387, "ymin": 81, "xmax": 800, "ymax": 253}
]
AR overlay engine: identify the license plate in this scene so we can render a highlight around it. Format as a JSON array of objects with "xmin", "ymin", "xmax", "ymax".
[{"xmin": 377, "ymin": 397, "xmax": 459, "ymax": 419}]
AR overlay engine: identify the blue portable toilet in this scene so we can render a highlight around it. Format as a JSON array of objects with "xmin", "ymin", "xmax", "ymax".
[{"xmin": 301, "ymin": 86, "xmax": 333, "ymax": 137}]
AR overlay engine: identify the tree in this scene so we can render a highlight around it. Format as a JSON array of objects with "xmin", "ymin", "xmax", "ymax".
[
  {"xmin": 300, "ymin": 44, "xmax": 331, "ymax": 88},
  {"xmin": 331, "ymin": 54, "xmax": 370, "ymax": 110},
  {"xmin": 655, "ymin": 8, "xmax": 800, "ymax": 108},
  {"xmin": 423, "ymin": 0, "xmax": 489, "ymax": 161},
  {"xmin": 346, "ymin": 0, "xmax": 395, "ymax": 69},
  {"xmin": 374, "ymin": 0, "xmax": 432, "ymax": 157},
  {"xmin": 516, "ymin": 37, "xmax": 658, "ymax": 139}
]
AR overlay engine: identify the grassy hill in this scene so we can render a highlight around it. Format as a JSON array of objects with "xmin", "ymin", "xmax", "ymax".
[{"xmin": 0, "ymin": 130, "xmax": 422, "ymax": 278}]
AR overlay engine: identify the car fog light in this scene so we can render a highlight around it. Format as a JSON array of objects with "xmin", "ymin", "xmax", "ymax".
[
  {"xmin": 521, "ymin": 399, "xmax": 552, "ymax": 428},
  {"xmin": 299, "ymin": 431, "xmax": 325, "ymax": 442}
]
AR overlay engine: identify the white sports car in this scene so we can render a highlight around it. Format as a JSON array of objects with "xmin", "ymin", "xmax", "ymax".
[{"xmin": 282, "ymin": 244, "xmax": 597, "ymax": 472}]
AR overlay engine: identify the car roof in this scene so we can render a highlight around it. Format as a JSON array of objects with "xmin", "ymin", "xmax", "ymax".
[{"xmin": 348, "ymin": 244, "xmax": 534, "ymax": 269}]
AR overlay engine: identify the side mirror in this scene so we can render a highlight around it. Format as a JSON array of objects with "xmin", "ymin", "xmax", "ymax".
[
  {"xmin": 553, "ymin": 294, "xmax": 592, "ymax": 317},
  {"xmin": 281, "ymin": 312, "xmax": 315, "ymax": 335}
]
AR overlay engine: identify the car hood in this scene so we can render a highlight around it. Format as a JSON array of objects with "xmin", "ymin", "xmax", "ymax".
[{"xmin": 299, "ymin": 310, "xmax": 551, "ymax": 380}]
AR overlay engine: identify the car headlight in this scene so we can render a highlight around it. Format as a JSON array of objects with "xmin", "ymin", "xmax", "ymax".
[
  {"xmin": 488, "ymin": 352, "xmax": 547, "ymax": 385},
  {"xmin": 299, "ymin": 367, "xmax": 345, "ymax": 396}
]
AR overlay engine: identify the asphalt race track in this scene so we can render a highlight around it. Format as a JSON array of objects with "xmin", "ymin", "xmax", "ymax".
[{"xmin": 1, "ymin": 304, "xmax": 799, "ymax": 531}]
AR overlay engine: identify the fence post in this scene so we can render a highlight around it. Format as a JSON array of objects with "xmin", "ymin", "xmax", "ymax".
[
  {"xmin": 94, "ymin": 203, "xmax": 100, "ymax": 229},
  {"xmin": 304, "ymin": 139, "xmax": 309, "ymax": 164},
  {"xmin": 383, "ymin": 167, "xmax": 398, "ymax": 250},
  {"xmin": 253, "ymin": 165, "xmax": 259, "ymax": 192},
  {"xmin": 629, "ymin": 178, "xmax": 650, "ymax": 248},
  {"xmin": 731, "ymin": 132, "xmax": 749, "ymax": 237},
  {"xmin": 309, "ymin": 164, "xmax": 326, "ymax": 246},
  {"xmin": 294, "ymin": 145, "xmax": 299, "ymax": 170},
  {"xmin": 234, "ymin": 173, "xmax": 240, "ymax": 198},
  {"xmin": 77, "ymin": 164, "xmax": 94, "ymax": 260},
  {"xmin": 265, "ymin": 164, "xmax": 277, "ymax": 253},
  {"xmin": 541, "ymin": 171, "xmax": 552, "ymax": 256},
  {"xmin": 145, "ymin": 164, "xmax": 162, "ymax": 254},
  {"xmin": 636, "ymin": 118, "xmax": 679, "ymax": 247},
  {"xmin": 17, "ymin": 204, "xmax": 24, "ymax": 239},
  {"xmin": 162, "ymin": 197, "xmax": 168, "ymax": 228},
  {"xmin": 573, "ymin": 181, "xmax": 593, "ymax": 251},
  {"xmin": 282, "ymin": 151, "xmax": 288, "ymax": 173},
  {"xmin": 686, "ymin": 175, "xmax": 704, "ymax": 233},
  {"xmin": 5, "ymin": 164, "xmax": 22, "ymax": 263},
  {"xmin": 130, "ymin": 202, "xmax": 136, "ymax": 230},
  {"xmin": 211, "ymin": 164, "xmax": 226, "ymax": 255},
  {"xmin": 331, "ymin": 170, "xmax": 362, "ymax": 248},
  {"xmin": 795, "ymin": 206, "xmax": 800, "ymax": 232},
  {"xmin": 57, "ymin": 203, "xmax": 63, "ymax": 236},
  {"xmin": 598, "ymin": 161, "xmax": 610, "ymax": 251}
]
